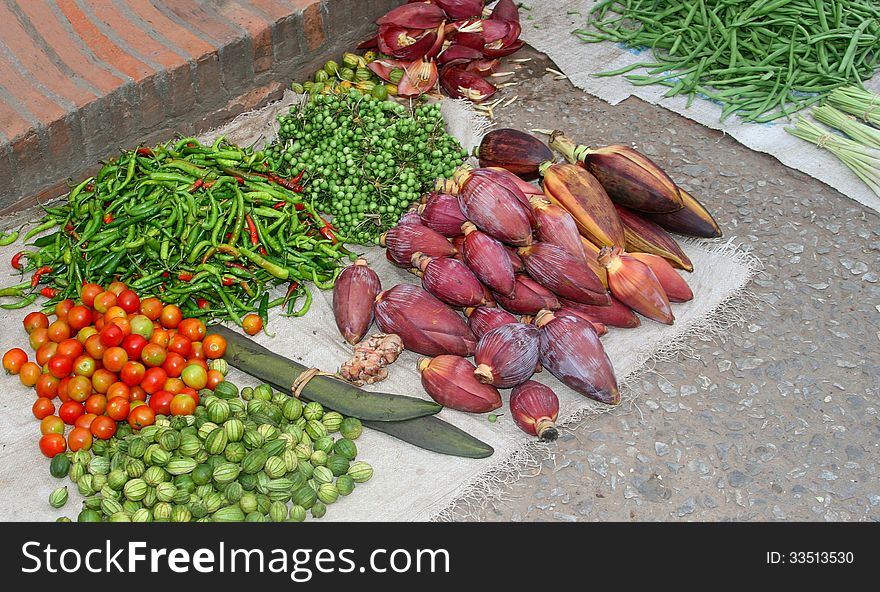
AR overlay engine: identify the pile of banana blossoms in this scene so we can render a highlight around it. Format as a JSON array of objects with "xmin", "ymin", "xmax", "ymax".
[{"xmin": 360, "ymin": 0, "xmax": 523, "ymax": 101}]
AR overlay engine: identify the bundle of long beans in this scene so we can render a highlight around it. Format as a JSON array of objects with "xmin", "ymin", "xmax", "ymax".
[
  {"xmin": 575, "ymin": 0, "xmax": 880, "ymax": 123},
  {"xmin": 12, "ymin": 137, "xmax": 352, "ymax": 323}
]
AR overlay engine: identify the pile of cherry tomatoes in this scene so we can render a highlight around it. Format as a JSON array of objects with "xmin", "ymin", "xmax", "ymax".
[{"xmin": 2, "ymin": 281, "xmax": 228, "ymax": 458}]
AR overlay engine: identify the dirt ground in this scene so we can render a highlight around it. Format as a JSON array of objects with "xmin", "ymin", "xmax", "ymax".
[{"xmin": 459, "ymin": 48, "xmax": 879, "ymax": 522}]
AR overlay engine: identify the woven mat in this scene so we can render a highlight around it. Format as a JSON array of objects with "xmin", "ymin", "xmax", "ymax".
[{"xmin": 0, "ymin": 94, "xmax": 758, "ymax": 521}]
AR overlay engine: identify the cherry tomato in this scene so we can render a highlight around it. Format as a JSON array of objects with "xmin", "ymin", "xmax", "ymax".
[
  {"xmin": 75, "ymin": 413, "xmax": 97, "ymax": 430},
  {"xmin": 105, "ymin": 306, "xmax": 128, "ymax": 324},
  {"xmin": 170, "ymin": 393, "xmax": 197, "ymax": 416},
  {"xmin": 128, "ymin": 405, "xmax": 156, "ymax": 430},
  {"xmin": 47, "ymin": 354, "xmax": 73, "ymax": 379},
  {"xmin": 84, "ymin": 393, "xmax": 107, "ymax": 415},
  {"xmin": 68, "ymin": 426, "xmax": 93, "ymax": 451},
  {"xmin": 40, "ymin": 415, "xmax": 65, "ymax": 436},
  {"xmin": 56, "ymin": 338, "xmax": 84, "ymax": 359},
  {"xmin": 141, "ymin": 343, "xmax": 167, "ymax": 367},
  {"xmin": 99, "ymin": 324, "xmax": 124, "ymax": 347},
  {"xmin": 185, "ymin": 357, "xmax": 209, "ymax": 371},
  {"xmin": 23, "ymin": 311, "xmax": 50, "ymax": 334},
  {"xmin": 92, "ymin": 291, "xmax": 117, "ymax": 314},
  {"xmin": 179, "ymin": 387, "xmax": 200, "ymax": 406},
  {"xmin": 39, "ymin": 433, "xmax": 67, "ymax": 458},
  {"xmin": 66, "ymin": 305, "xmax": 93, "ymax": 331},
  {"xmin": 59, "ymin": 400, "xmax": 85, "ymax": 425},
  {"xmin": 57, "ymin": 377, "xmax": 71, "ymax": 402},
  {"xmin": 84, "ymin": 334, "xmax": 107, "ymax": 359},
  {"xmin": 159, "ymin": 304, "xmax": 182, "ymax": 329},
  {"xmin": 66, "ymin": 375, "xmax": 91, "ymax": 402},
  {"xmin": 102, "ymin": 346, "xmax": 128, "ymax": 373},
  {"xmin": 35, "ymin": 342, "xmax": 58, "ymax": 366},
  {"xmin": 206, "ymin": 369, "xmax": 224, "ymax": 390},
  {"xmin": 202, "ymin": 334, "xmax": 227, "ymax": 359},
  {"xmin": 54, "ymin": 299, "xmax": 75, "ymax": 321},
  {"xmin": 35, "ymin": 373, "xmax": 60, "ymax": 399},
  {"xmin": 167, "ymin": 333, "xmax": 192, "ymax": 357},
  {"xmin": 94, "ymin": 317, "xmax": 105, "ymax": 332},
  {"xmin": 106, "ymin": 381, "xmax": 130, "ymax": 401},
  {"xmin": 3, "ymin": 347, "xmax": 28, "ymax": 374},
  {"xmin": 149, "ymin": 328, "xmax": 170, "ymax": 348},
  {"xmin": 19, "ymin": 362, "xmax": 41, "ymax": 387},
  {"xmin": 80, "ymin": 283, "xmax": 103, "ymax": 307},
  {"xmin": 130, "ymin": 385, "xmax": 147, "ymax": 402},
  {"xmin": 242, "ymin": 313, "xmax": 263, "ymax": 336},
  {"xmin": 77, "ymin": 326, "xmax": 98, "ymax": 344},
  {"xmin": 181, "ymin": 364, "xmax": 208, "ymax": 390},
  {"xmin": 90, "ymin": 415, "xmax": 117, "ymax": 440},
  {"xmin": 47, "ymin": 319, "xmax": 71, "ymax": 343},
  {"xmin": 189, "ymin": 340, "xmax": 205, "ymax": 360},
  {"xmin": 92, "ymin": 368, "xmax": 117, "ymax": 394},
  {"xmin": 141, "ymin": 367, "xmax": 167, "ymax": 394},
  {"xmin": 121, "ymin": 334, "xmax": 147, "ymax": 360},
  {"xmin": 73, "ymin": 354, "xmax": 96, "ymax": 378},
  {"xmin": 106, "ymin": 397, "xmax": 130, "ymax": 421},
  {"xmin": 177, "ymin": 318, "xmax": 207, "ymax": 343},
  {"xmin": 120, "ymin": 360, "xmax": 146, "ymax": 386},
  {"xmin": 107, "ymin": 281, "xmax": 128, "ymax": 296},
  {"xmin": 32, "ymin": 397, "xmax": 55, "ymax": 420},
  {"xmin": 161, "ymin": 352, "xmax": 187, "ymax": 378},
  {"xmin": 29, "ymin": 327, "xmax": 50, "ymax": 351},
  {"xmin": 140, "ymin": 297, "xmax": 163, "ymax": 321},
  {"xmin": 116, "ymin": 289, "xmax": 140, "ymax": 314},
  {"xmin": 129, "ymin": 315, "xmax": 154, "ymax": 340},
  {"xmin": 148, "ymin": 390, "xmax": 174, "ymax": 415},
  {"xmin": 163, "ymin": 377, "xmax": 186, "ymax": 394}
]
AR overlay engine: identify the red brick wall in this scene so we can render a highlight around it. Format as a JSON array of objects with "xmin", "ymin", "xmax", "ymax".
[{"xmin": 0, "ymin": 0, "xmax": 402, "ymax": 214}]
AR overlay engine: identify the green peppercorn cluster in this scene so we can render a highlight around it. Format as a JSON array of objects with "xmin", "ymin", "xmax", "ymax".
[
  {"xmin": 266, "ymin": 90, "xmax": 468, "ymax": 244},
  {"xmin": 50, "ymin": 378, "xmax": 371, "ymax": 523}
]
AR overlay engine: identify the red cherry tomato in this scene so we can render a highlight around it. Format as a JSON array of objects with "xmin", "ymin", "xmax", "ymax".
[
  {"xmin": 189, "ymin": 341, "xmax": 205, "ymax": 360},
  {"xmin": 179, "ymin": 387, "xmax": 200, "ymax": 406},
  {"xmin": 66, "ymin": 305, "xmax": 93, "ymax": 331},
  {"xmin": 129, "ymin": 385, "xmax": 147, "ymax": 402},
  {"xmin": 19, "ymin": 361, "xmax": 42, "ymax": 387},
  {"xmin": 206, "ymin": 369, "xmax": 224, "ymax": 390},
  {"xmin": 58, "ymin": 400, "xmax": 85, "ymax": 425},
  {"xmin": 160, "ymin": 304, "xmax": 183, "ymax": 329},
  {"xmin": 28, "ymin": 327, "xmax": 50, "ymax": 352},
  {"xmin": 84, "ymin": 393, "xmax": 107, "ymax": 415},
  {"xmin": 141, "ymin": 367, "xmax": 167, "ymax": 394},
  {"xmin": 84, "ymin": 334, "xmax": 107, "ymax": 360},
  {"xmin": 120, "ymin": 360, "xmax": 146, "ymax": 386},
  {"xmin": 23, "ymin": 311, "xmax": 50, "ymax": 334},
  {"xmin": 2, "ymin": 347, "xmax": 28, "ymax": 374},
  {"xmin": 102, "ymin": 346, "xmax": 128, "ymax": 373},
  {"xmin": 106, "ymin": 381, "xmax": 130, "ymax": 401},
  {"xmin": 47, "ymin": 319, "xmax": 71, "ymax": 343},
  {"xmin": 121, "ymin": 334, "xmax": 147, "ymax": 360},
  {"xmin": 47, "ymin": 354, "xmax": 74, "ymax": 379},
  {"xmin": 177, "ymin": 318, "xmax": 207, "ymax": 343},
  {"xmin": 74, "ymin": 413, "xmax": 97, "ymax": 430},
  {"xmin": 67, "ymin": 426, "xmax": 93, "ymax": 451},
  {"xmin": 32, "ymin": 397, "xmax": 55, "ymax": 420},
  {"xmin": 107, "ymin": 281, "xmax": 128, "ymax": 296},
  {"xmin": 39, "ymin": 433, "xmax": 67, "ymax": 458},
  {"xmin": 56, "ymin": 338, "xmax": 84, "ymax": 359},
  {"xmin": 35, "ymin": 342, "xmax": 59, "ymax": 366},
  {"xmin": 106, "ymin": 397, "xmax": 130, "ymax": 421},
  {"xmin": 80, "ymin": 283, "xmax": 103, "ymax": 307},
  {"xmin": 167, "ymin": 334, "xmax": 192, "ymax": 358},
  {"xmin": 99, "ymin": 324, "xmax": 124, "ymax": 347},
  {"xmin": 92, "ymin": 291, "xmax": 117, "ymax": 314},
  {"xmin": 242, "ymin": 314, "xmax": 263, "ymax": 336},
  {"xmin": 90, "ymin": 415, "xmax": 117, "ymax": 440},
  {"xmin": 148, "ymin": 390, "xmax": 174, "ymax": 415},
  {"xmin": 128, "ymin": 405, "xmax": 156, "ymax": 430},
  {"xmin": 35, "ymin": 373, "xmax": 60, "ymax": 399},
  {"xmin": 54, "ymin": 299, "xmax": 75, "ymax": 321},
  {"xmin": 140, "ymin": 297, "xmax": 163, "ymax": 321},
  {"xmin": 40, "ymin": 415, "xmax": 65, "ymax": 435},
  {"xmin": 116, "ymin": 289, "xmax": 140, "ymax": 314},
  {"xmin": 161, "ymin": 352, "xmax": 186, "ymax": 378}
]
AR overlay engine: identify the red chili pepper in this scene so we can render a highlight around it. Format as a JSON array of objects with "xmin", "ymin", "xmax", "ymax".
[
  {"xmin": 319, "ymin": 226, "xmax": 337, "ymax": 244},
  {"xmin": 272, "ymin": 201, "xmax": 286, "ymax": 210},
  {"xmin": 161, "ymin": 271, "xmax": 170, "ymax": 278},
  {"xmin": 189, "ymin": 179, "xmax": 203, "ymax": 192},
  {"xmin": 204, "ymin": 181, "xmax": 214, "ymax": 189},
  {"xmin": 40, "ymin": 287, "xmax": 59, "ymax": 298},
  {"xmin": 234, "ymin": 177, "xmax": 244, "ymax": 185},
  {"xmin": 221, "ymin": 276, "xmax": 235, "ymax": 287},
  {"xmin": 11, "ymin": 251, "xmax": 25, "ymax": 270},
  {"xmin": 244, "ymin": 215, "xmax": 259, "ymax": 246},
  {"xmin": 103, "ymin": 213, "xmax": 114, "ymax": 224},
  {"xmin": 196, "ymin": 298, "xmax": 210, "ymax": 309},
  {"xmin": 64, "ymin": 222, "xmax": 74, "ymax": 233},
  {"xmin": 136, "ymin": 147, "xmax": 154, "ymax": 157},
  {"xmin": 257, "ymin": 246, "xmax": 268, "ymax": 255},
  {"xmin": 282, "ymin": 281, "xmax": 300, "ymax": 307},
  {"xmin": 292, "ymin": 170, "xmax": 305, "ymax": 184},
  {"xmin": 31, "ymin": 266, "xmax": 53, "ymax": 287},
  {"xmin": 85, "ymin": 183, "xmax": 95, "ymax": 192},
  {"xmin": 177, "ymin": 272, "xmax": 194, "ymax": 282}
]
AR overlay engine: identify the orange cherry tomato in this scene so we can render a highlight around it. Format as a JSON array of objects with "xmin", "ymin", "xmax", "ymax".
[
  {"xmin": 40, "ymin": 415, "xmax": 65, "ymax": 435},
  {"xmin": 2, "ymin": 347, "xmax": 28, "ymax": 374},
  {"xmin": 242, "ymin": 313, "xmax": 263, "ymax": 336},
  {"xmin": 170, "ymin": 393, "xmax": 197, "ymax": 416},
  {"xmin": 177, "ymin": 318, "xmax": 207, "ymax": 343},
  {"xmin": 202, "ymin": 334, "xmax": 227, "ymax": 359},
  {"xmin": 106, "ymin": 381, "xmax": 131, "ymax": 401},
  {"xmin": 120, "ymin": 360, "xmax": 146, "ymax": 386},
  {"xmin": 85, "ymin": 334, "xmax": 107, "ymax": 359},
  {"xmin": 47, "ymin": 319, "xmax": 71, "ymax": 343},
  {"xmin": 35, "ymin": 373, "xmax": 60, "ymax": 399},
  {"xmin": 106, "ymin": 397, "xmax": 130, "ymax": 421},
  {"xmin": 57, "ymin": 377, "xmax": 71, "ymax": 402},
  {"xmin": 92, "ymin": 291, "xmax": 117, "ymax": 314},
  {"xmin": 102, "ymin": 346, "xmax": 128, "ymax": 373},
  {"xmin": 75, "ymin": 413, "xmax": 97, "ymax": 430},
  {"xmin": 160, "ymin": 304, "xmax": 183, "ymax": 329},
  {"xmin": 19, "ymin": 361, "xmax": 42, "ymax": 387},
  {"xmin": 56, "ymin": 338, "xmax": 84, "ymax": 359},
  {"xmin": 29, "ymin": 327, "xmax": 50, "ymax": 351},
  {"xmin": 163, "ymin": 377, "xmax": 186, "ymax": 394},
  {"xmin": 129, "ymin": 385, "xmax": 147, "ymax": 402},
  {"xmin": 68, "ymin": 426, "xmax": 93, "ymax": 451},
  {"xmin": 105, "ymin": 307, "xmax": 128, "ymax": 325},
  {"xmin": 91, "ymin": 368, "xmax": 117, "ymax": 394},
  {"xmin": 141, "ymin": 343, "xmax": 167, "ymax": 367},
  {"xmin": 94, "ymin": 317, "xmax": 105, "ymax": 332},
  {"xmin": 66, "ymin": 375, "xmax": 91, "ymax": 402},
  {"xmin": 128, "ymin": 405, "xmax": 156, "ymax": 430},
  {"xmin": 39, "ymin": 433, "xmax": 67, "ymax": 457},
  {"xmin": 77, "ymin": 326, "xmax": 98, "ymax": 344},
  {"xmin": 58, "ymin": 400, "xmax": 85, "ymax": 425},
  {"xmin": 66, "ymin": 305, "xmax": 93, "ymax": 331},
  {"xmin": 32, "ymin": 397, "xmax": 55, "ymax": 420},
  {"xmin": 206, "ymin": 369, "xmax": 224, "ymax": 390},
  {"xmin": 23, "ymin": 311, "xmax": 50, "ymax": 334},
  {"xmin": 84, "ymin": 393, "xmax": 107, "ymax": 415},
  {"xmin": 35, "ymin": 342, "xmax": 58, "ymax": 366},
  {"xmin": 185, "ymin": 357, "xmax": 209, "ymax": 371},
  {"xmin": 140, "ymin": 297, "xmax": 163, "ymax": 321},
  {"xmin": 149, "ymin": 328, "xmax": 170, "ymax": 348},
  {"xmin": 189, "ymin": 341, "xmax": 205, "ymax": 360},
  {"xmin": 90, "ymin": 415, "xmax": 117, "ymax": 440},
  {"xmin": 54, "ymin": 299, "xmax": 75, "ymax": 321},
  {"xmin": 179, "ymin": 387, "xmax": 200, "ymax": 406},
  {"xmin": 80, "ymin": 283, "xmax": 103, "ymax": 307},
  {"xmin": 107, "ymin": 281, "xmax": 128, "ymax": 296}
]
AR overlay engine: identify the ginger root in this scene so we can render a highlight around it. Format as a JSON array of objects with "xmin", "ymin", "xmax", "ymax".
[{"xmin": 339, "ymin": 333, "xmax": 404, "ymax": 386}]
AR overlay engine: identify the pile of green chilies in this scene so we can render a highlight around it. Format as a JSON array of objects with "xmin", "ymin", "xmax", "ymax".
[
  {"xmin": 11, "ymin": 137, "xmax": 352, "ymax": 323},
  {"xmin": 575, "ymin": 0, "xmax": 880, "ymax": 123}
]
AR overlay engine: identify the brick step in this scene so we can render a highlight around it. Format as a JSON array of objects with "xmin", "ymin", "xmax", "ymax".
[{"xmin": 0, "ymin": 0, "xmax": 400, "ymax": 214}]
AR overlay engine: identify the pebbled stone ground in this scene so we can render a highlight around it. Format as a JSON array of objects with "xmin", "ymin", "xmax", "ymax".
[{"xmin": 466, "ymin": 48, "xmax": 880, "ymax": 522}]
